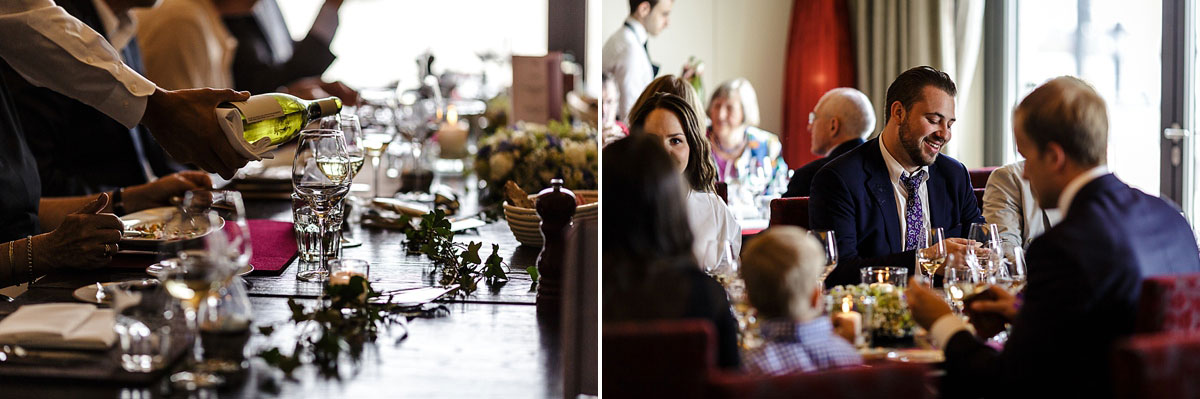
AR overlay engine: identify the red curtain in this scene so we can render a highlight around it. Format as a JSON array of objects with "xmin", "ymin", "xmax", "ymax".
[{"xmin": 781, "ymin": 0, "xmax": 856, "ymax": 168}]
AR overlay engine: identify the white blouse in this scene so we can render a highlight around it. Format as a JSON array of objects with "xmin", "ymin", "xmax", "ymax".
[{"xmin": 687, "ymin": 190, "xmax": 742, "ymax": 272}]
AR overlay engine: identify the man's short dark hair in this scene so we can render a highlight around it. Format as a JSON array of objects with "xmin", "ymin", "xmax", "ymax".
[
  {"xmin": 630, "ymin": 0, "xmax": 658, "ymax": 13},
  {"xmin": 883, "ymin": 66, "xmax": 957, "ymax": 124}
]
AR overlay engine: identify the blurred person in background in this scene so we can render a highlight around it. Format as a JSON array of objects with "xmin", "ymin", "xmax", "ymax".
[
  {"xmin": 603, "ymin": 0, "xmax": 673, "ymax": 121},
  {"xmin": 783, "ymin": 88, "xmax": 873, "ymax": 198},
  {"xmin": 707, "ymin": 78, "xmax": 788, "ymax": 216}
]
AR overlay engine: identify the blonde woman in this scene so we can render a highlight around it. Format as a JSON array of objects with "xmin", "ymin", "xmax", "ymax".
[{"xmin": 708, "ymin": 78, "xmax": 788, "ymax": 215}]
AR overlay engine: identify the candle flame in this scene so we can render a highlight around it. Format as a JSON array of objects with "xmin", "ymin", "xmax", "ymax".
[
  {"xmin": 841, "ymin": 296, "xmax": 852, "ymax": 313},
  {"xmin": 446, "ymin": 104, "xmax": 458, "ymax": 125}
]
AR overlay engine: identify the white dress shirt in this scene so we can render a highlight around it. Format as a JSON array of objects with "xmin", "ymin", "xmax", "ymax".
[
  {"xmin": 602, "ymin": 17, "xmax": 656, "ymax": 122},
  {"xmin": 135, "ymin": 0, "xmax": 237, "ymax": 90},
  {"xmin": 879, "ymin": 138, "xmax": 931, "ymax": 246},
  {"xmin": 928, "ymin": 164, "xmax": 1109, "ymax": 350},
  {"xmin": 0, "ymin": 0, "xmax": 156, "ymax": 129},
  {"xmin": 687, "ymin": 190, "xmax": 742, "ymax": 272}
]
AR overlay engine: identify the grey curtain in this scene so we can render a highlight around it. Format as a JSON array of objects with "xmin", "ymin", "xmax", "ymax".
[{"xmin": 848, "ymin": 0, "xmax": 984, "ymax": 159}]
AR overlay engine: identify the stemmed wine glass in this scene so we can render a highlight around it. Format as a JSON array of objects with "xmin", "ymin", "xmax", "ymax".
[
  {"xmin": 917, "ymin": 227, "xmax": 947, "ymax": 288},
  {"xmin": 998, "ymin": 243, "xmax": 1027, "ymax": 294},
  {"xmin": 809, "ymin": 230, "xmax": 837, "ymax": 290},
  {"xmin": 968, "ymin": 223, "xmax": 1002, "ymax": 279},
  {"xmin": 942, "ymin": 252, "xmax": 978, "ymax": 314},
  {"xmin": 362, "ymin": 127, "xmax": 395, "ymax": 199},
  {"xmin": 162, "ymin": 212, "xmax": 238, "ymax": 389},
  {"xmin": 178, "ymin": 189, "xmax": 251, "ymax": 274},
  {"xmin": 293, "ymin": 129, "xmax": 353, "ymax": 281},
  {"xmin": 323, "ymin": 114, "xmax": 366, "ymax": 248}
]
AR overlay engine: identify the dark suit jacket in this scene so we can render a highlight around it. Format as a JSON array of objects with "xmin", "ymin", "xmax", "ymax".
[
  {"xmin": 783, "ymin": 137, "xmax": 864, "ymax": 198},
  {"xmin": 0, "ymin": 60, "xmax": 42, "ymax": 242},
  {"xmin": 809, "ymin": 138, "xmax": 984, "ymax": 286},
  {"xmin": 222, "ymin": 0, "xmax": 337, "ymax": 94},
  {"xmin": 941, "ymin": 174, "xmax": 1200, "ymax": 399},
  {"xmin": 1, "ymin": 0, "xmax": 184, "ymax": 197}
]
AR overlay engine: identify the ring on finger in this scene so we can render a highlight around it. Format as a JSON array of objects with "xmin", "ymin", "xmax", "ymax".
[{"xmin": 103, "ymin": 243, "xmax": 115, "ymax": 257}]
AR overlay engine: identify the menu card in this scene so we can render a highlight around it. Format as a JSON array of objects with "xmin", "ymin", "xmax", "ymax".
[{"xmin": 512, "ymin": 53, "xmax": 565, "ymax": 124}]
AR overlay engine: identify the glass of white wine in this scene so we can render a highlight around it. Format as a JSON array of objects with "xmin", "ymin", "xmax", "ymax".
[
  {"xmin": 999, "ymin": 243, "xmax": 1027, "ymax": 294},
  {"xmin": 162, "ymin": 227, "xmax": 233, "ymax": 389},
  {"xmin": 293, "ymin": 129, "xmax": 352, "ymax": 281},
  {"xmin": 362, "ymin": 127, "xmax": 395, "ymax": 199},
  {"xmin": 917, "ymin": 227, "xmax": 947, "ymax": 288},
  {"xmin": 809, "ymin": 230, "xmax": 837, "ymax": 290},
  {"xmin": 942, "ymin": 252, "xmax": 978, "ymax": 314},
  {"xmin": 323, "ymin": 114, "xmax": 366, "ymax": 248}
]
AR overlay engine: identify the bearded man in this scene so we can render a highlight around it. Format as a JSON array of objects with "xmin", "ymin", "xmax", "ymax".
[{"xmin": 808, "ymin": 66, "xmax": 985, "ymax": 286}]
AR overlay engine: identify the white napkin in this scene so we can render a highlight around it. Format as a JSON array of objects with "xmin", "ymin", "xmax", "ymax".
[
  {"xmin": 0, "ymin": 303, "xmax": 116, "ymax": 350},
  {"xmin": 215, "ymin": 108, "xmax": 276, "ymax": 161}
]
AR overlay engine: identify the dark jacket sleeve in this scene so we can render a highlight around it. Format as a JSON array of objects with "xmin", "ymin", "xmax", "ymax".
[
  {"xmin": 226, "ymin": 17, "xmax": 337, "ymax": 94},
  {"xmin": 687, "ymin": 271, "xmax": 741, "ymax": 370},
  {"xmin": 809, "ymin": 167, "xmax": 916, "ymax": 286}
]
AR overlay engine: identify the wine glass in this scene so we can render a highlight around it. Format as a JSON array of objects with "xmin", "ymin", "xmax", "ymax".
[
  {"xmin": 967, "ymin": 223, "xmax": 1002, "ymax": 279},
  {"xmin": 362, "ymin": 127, "xmax": 395, "ymax": 199},
  {"xmin": 293, "ymin": 129, "xmax": 352, "ymax": 281},
  {"xmin": 179, "ymin": 189, "xmax": 251, "ymax": 274},
  {"xmin": 809, "ymin": 230, "xmax": 837, "ymax": 290},
  {"xmin": 324, "ymin": 114, "xmax": 366, "ymax": 248},
  {"xmin": 162, "ymin": 221, "xmax": 234, "ymax": 389},
  {"xmin": 942, "ymin": 252, "xmax": 978, "ymax": 314},
  {"xmin": 916, "ymin": 227, "xmax": 947, "ymax": 287},
  {"xmin": 711, "ymin": 241, "xmax": 739, "ymax": 281},
  {"xmin": 998, "ymin": 243, "xmax": 1027, "ymax": 294}
]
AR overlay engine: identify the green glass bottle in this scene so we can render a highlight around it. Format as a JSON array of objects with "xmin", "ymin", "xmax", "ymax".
[{"xmin": 219, "ymin": 93, "xmax": 343, "ymax": 147}]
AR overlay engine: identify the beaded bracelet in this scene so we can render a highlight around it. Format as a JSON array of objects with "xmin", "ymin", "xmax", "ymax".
[{"xmin": 25, "ymin": 236, "xmax": 33, "ymax": 284}]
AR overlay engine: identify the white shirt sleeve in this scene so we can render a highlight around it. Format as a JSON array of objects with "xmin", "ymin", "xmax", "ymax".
[
  {"xmin": 929, "ymin": 313, "xmax": 971, "ymax": 349},
  {"xmin": 0, "ymin": 0, "xmax": 156, "ymax": 129}
]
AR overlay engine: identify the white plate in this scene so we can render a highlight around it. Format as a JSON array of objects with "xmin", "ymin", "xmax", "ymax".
[
  {"xmin": 145, "ymin": 258, "xmax": 253, "ymax": 279},
  {"xmin": 120, "ymin": 207, "xmax": 225, "ymax": 245},
  {"xmin": 72, "ymin": 279, "xmax": 160, "ymax": 305}
]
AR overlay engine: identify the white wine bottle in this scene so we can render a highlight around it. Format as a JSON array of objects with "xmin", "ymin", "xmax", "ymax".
[{"xmin": 219, "ymin": 93, "xmax": 343, "ymax": 148}]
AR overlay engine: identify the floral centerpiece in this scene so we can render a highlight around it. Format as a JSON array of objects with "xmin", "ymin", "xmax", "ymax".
[
  {"xmin": 474, "ymin": 119, "xmax": 598, "ymax": 207},
  {"xmin": 828, "ymin": 283, "xmax": 915, "ymax": 343}
]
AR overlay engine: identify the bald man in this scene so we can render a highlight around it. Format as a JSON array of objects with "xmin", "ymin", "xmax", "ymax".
[{"xmin": 782, "ymin": 88, "xmax": 875, "ymax": 198}]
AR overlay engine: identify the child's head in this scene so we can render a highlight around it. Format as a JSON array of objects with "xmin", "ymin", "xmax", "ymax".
[{"xmin": 741, "ymin": 226, "xmax": 826, "ymax": 321}]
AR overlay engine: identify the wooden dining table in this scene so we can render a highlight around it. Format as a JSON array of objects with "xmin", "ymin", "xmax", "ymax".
[{"xmin": 0, "ymin": 176, "xmax": 563, "ymax": 398}]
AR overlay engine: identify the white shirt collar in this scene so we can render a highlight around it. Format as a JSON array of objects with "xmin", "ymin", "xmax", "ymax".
[
  {"xmin": 879, "ymin": 137, "xmax": 928, "ymax": 184},
  {"xmin": 624, "ymin": 17, "xmax": 648, "ymax": 45},
  {"xmin": 1056, "ymin": 165, "xmax": 1109, "ymax": 217},
  {"xmin": 91, "ymin": 0, "xmax": 138, "ymax": 53}
]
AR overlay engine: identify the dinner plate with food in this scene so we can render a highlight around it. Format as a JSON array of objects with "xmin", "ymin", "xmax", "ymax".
[{"xmin": 119, "ymin": 207, "xmax": 225, "ymax": 251}]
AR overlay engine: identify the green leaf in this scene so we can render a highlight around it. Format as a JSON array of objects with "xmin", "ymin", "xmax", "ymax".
[
  {"xmin": 257, "ymin": 325, "xmax": 275, "ymax": 336},
  {"xmin": 525, "ymin": 265, "xmax": 539, "ymax": 283},
  {"xmin": 462, "ymin": 242, "xmax": 483, "ymax": 265},
  {"xmin": 288, "ymin": 298, "xmax": 307, "ymax": 322},
  {"xmin": 484, "ymin": 245, "xmax": 507, "ymax": 281}
]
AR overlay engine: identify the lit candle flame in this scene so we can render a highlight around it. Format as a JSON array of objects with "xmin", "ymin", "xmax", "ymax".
[
  {"xmin": 446, "ymin": 104, "xmax": 458, "ymax": 125},
  {"xmin": 841, "ymin": 296, "xmax": 852, "ymax": 313}
]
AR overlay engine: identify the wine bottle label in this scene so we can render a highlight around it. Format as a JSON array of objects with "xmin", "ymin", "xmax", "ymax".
[{"xmin": 227, "ymin": 96, "xmax": 285, "ymax": 124}]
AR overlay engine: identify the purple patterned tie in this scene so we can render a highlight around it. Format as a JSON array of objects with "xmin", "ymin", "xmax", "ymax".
[{"xmin": 900, "ymin": 170, "xmax": 927, "ymax": 251}]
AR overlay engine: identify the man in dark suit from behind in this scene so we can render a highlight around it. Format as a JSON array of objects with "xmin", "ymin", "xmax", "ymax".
[
  {"xmin": 906, "ymin": 76, "xmax": 1200, "ymax": 399},
  {"xmin": 808, "ymin": 66, "xmax": 982, "ymax": 286},
  {"xmin": 1, "ymin": 0, "xmax": 186, "ymax": 197},
  {"xmin": 782, "ymin": 87, "xmax": 873, "ymax": 198}
]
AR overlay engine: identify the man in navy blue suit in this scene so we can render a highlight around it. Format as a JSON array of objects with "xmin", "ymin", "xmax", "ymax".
[
  {"xmin": 906, "ymin": 76, "xmax": 1200, "ymax": 399},
  {"xmin": 809, "ymin": 66, "xmax": 982, "ymax": 286}
]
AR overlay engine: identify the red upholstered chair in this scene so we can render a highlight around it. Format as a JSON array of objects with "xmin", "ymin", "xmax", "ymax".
[
  {"xmin": 707, "ymin": 363, "xmax": 934, "ymax": 399},
  {"xmin": 603, "ymin": 320, "xmax": 716, "ymax": 398},
  {"xmin": 715, "ymin": 182, "xmax": 729, "ymax": 204},
  {"xmin": 769, "ymin": 197, "xmax": 810, "ymax": 229},
  {"xmin": 1112, "ymin": 332, "xmax": 1200, "ymax": 398},
  {"xmin": 1135, "ymin": 272, "xmax": 1200, "ymax": 333},
  {"xmin": 968, "ymin": 167, "xmax": 998, "ymax": 189}
]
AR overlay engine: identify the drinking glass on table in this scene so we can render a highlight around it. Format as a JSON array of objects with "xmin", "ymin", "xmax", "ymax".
[
  {"xmin": 942, "ymin": 253, "xmax": 979, "ymax": 314},
  {"xmin": 362, "ymin": 127, "xmax": 395, "ymax": 199},
  {"xmin": 178, "ymin": 189, "xmax": 251, "ymax": 273},
  {"xmin": 997, "ymin": 243, "xmax": 1027, "ymax": 294},
  {"xmin": 162, "ymin": 223, "xmax": 236, "ymax": 388},
  {"xmin": 916, "ymin": 227, "xmax": 947, "ymax": 287},
  {"xmin": 967, "ymin": 223, "xmax": 1002, "ymax": 279},
  {"xmin": 809, "ymin": 230, "xmax": 837, "ymax": 289},
  {"xmin": 293, "ymin": 129, "xmax": 353, "ymax": 281},
  {"xmin": 323, "ymin": 114, "xmax": 366, "ymax": 248}
]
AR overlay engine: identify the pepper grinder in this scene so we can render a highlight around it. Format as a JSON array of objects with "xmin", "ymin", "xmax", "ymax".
[{"xmin": 535, "ymin": 179, "xmax": 576, "ymax": 317}]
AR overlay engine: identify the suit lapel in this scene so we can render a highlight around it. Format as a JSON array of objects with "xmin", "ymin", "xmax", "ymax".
[{"xmin": 863, "ymin": 141, "xmax": 901, "ymax": 253}]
